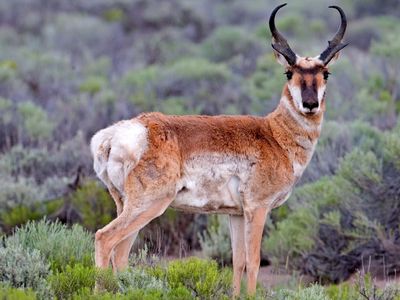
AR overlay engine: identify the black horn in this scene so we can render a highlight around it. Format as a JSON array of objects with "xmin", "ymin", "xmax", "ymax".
[
  {"xmin": 269, "ymin": 3, "xmax": 297, "ymax": 66},
  {"xmin": 319, "ymin": 6, "xmax": 348, "ymax": 65}
]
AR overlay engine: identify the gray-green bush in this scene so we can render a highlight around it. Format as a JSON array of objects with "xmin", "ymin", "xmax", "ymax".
[
  {"xmin": 6, "ymin": 219, "xmax": 94, "ymax": 271},
  {"xmin": 0, "ymin": 242, "xmax": 50, "ymax": 297},
  {"xmin": 264, "ymin": 127, "xmax": 400, "ymax": 282}
]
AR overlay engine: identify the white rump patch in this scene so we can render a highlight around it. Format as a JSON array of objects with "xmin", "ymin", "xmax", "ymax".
[{"xmin": 91, "ymin": 120, "xmax": 148, "ymax": 194}]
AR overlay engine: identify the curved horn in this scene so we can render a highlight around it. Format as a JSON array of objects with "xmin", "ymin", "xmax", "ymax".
[
  {"xmin": 269, "ymin": 3, "xmax": 297, "ymax": 66},
  {"xmin": 319, "ymin": 6, "xmax": 348, "ymax": 65}
]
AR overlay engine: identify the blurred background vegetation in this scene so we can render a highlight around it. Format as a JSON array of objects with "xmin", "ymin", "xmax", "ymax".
[{"xmin": 0, "ymin": 0, "xmax": 400, "ymax": 298}]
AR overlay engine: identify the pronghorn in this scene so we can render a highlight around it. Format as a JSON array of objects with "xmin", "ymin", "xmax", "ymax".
[{"xmin": 91, "ymin": 3, "xmax": 348, "ymax": 296}]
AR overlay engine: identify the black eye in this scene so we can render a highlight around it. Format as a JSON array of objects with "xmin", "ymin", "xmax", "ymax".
[
  {"xmin": 323, "ymin": 71, "xmax": 330, "ymax": 80},
  {"xmin": 285, "ymin": 71, "xmax": 293, "ymax": 80}
]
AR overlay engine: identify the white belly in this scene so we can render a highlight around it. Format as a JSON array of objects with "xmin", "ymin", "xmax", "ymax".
[{"xmin": 171, "ymin": 154, "xmax": 252, "ymax": 215}]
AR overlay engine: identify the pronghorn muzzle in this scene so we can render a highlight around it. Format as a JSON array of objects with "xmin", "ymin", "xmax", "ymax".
[{"xmin": 301, "ymin": 85, "xmax": 319, "ymax": 112}]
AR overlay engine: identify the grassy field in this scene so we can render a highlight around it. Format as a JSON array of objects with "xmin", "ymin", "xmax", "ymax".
[{"xmin": 0, "ymin": 0, "xmax": 400, "ymax": 298}]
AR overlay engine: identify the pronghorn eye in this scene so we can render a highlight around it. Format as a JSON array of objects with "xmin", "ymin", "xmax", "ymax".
[
  {"xmin": 323, "ymin": 71, "xmax": 330, "ymax": 80},
  {"xmin": 285, "ymin": 71, "xmax": 293, "ymax": 80}
]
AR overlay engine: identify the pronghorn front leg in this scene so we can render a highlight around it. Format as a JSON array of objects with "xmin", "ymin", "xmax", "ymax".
[
  {"xmin": 244, "ymin": 206, "xmax": 269, "ymax": 295},
  {"xmin": 111, "ymin": 232, "xmax": 138, "ymax": 271},
  {"xmin": 229, "ymin": 215, "xmax": 245, "ymax": 297}
]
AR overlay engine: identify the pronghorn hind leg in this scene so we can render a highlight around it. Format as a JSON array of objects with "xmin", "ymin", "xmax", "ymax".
[
  {"xmin": 229, "ymin": 215, "xmax": 246, "ymax": 297},
  {"xmin": 111, "ymin": 232, "xmax": 138, "ymax": 271},
  {"xmin": 95, "ymin": 193, "xmax": 175, "ymax": 269},
  {"xmin": 108, "ymin": 185, "xmax": 123, "ymax": 216},
  {"xmin": 244, "ymin": 207, "xmax": 269, "ymax": 296},
  {"xmin": 108, "ymin": 185, "xmax": 136, "ymax": 271}
]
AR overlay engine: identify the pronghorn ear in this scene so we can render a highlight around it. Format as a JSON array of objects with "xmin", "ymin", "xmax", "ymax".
[{"xmin": 273, "ymin": 50, "xmax": 291, "ymax": 67}]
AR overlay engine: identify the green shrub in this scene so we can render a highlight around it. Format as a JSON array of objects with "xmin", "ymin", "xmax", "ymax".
[
  {"xmin": 0, "ymin": 97, "xmax": 13, "ymax": 128},
  {"xmin": 159, "ymin": 97, "xmax": 200, "ymax": 115},
  {"xmin": 273, "ymin": 285, "xmax": 329, "ymax": 300},
  {"xmin": 121, "ymin": 66, "xmax": 159, "ymax": 111},
  {"xmin": 303, "ymin": 120, "xmax": 383, "ymax": 183},
  {"xmin": 121, "ymin": 66, "xmax": 159, "ymax": 89},
  {"xmin": 79, "ymin": 263, "xmax": 168, "ymax": 296},
  {"xmin": 1, "ymin": 204, "xmax": 43, "ymax": 229},
  {"xmin": 0, "ymin": 179, "xmax": 63, "ymax": 229},
  {"xmin": 325, "ymin": 273, "xmax": 400, "ymax": 300},
  {"xmin": 166, "ymin": 58, "xmax": 230, "ymax": 82},
  {"xmin": 80, "ymin": 76, "xmax": 107, "ymax": 95},
  {"xmin": 0, "ymin": 60, "xmax": 17, "ymax": 82},
  {"xmin": 117, "ymin": 268, "xmax": 166, "ymax": 293},
  {"xmin": 67, "ymin": 266, "xmax": 192, "ymax": 299},
  {"xmin": 103, "ymin": 8, "xmax": 125, "ymax": 22},
  {"xmin": 199, "ymin": 215, "xmax": 232, "ymax": 264},
  {"xmin": 95, "ymin": 268, "xmax": 119, "ymax": 294},
  {"xmin": 247, "ymin": 54, "xmax": 285, "ymax": 108},
  {"xmin": 371, "ymin": 32, "xmax": 400, "ymax": 59},
  {"xmin": 17, "ymin": 101, "xmax": 54, "ymax": 141},
  {"xmin": 325, "ymin": 282, "xmax": 360, "ymax": 300},
  {"xmin": 0, "ymin": 137, "xmax": 90, "ymax": 190},
  {"xmin": 265, "ymin": 126, "xmax": 400, "ymax": 282},
  {"xmin": 383, "ymin": 131, "xmax": 400, "ymax": 170},
  {"xmin": 159, "ymin": 58, "xmax": 240, "ymax": 114},
  {"xmin": 160, "ymin": 257, "xmax": 232, "ymax": 300},
  {"xmin": 0, "ymin": 177, "xmax": 44, "ymax": 211},
  {"xmin": 49, "ymin": 264, "xmax": 96, "ymax": 299},
  {"xmin": 0, "ymin": 285, "xmax": 37, "ymax": 300},
  {"xmin": 6, "ymin": 219, "xmax": 93, "ymax": 271},
  {"xmin": 337, "ymin": 149, "xmax": 382, "ymax": 190},
  {"xmin": 202, "ymin": 26, "xmax": 260, "ymax": 62},
  {"xmin": 72, "ymin": 287, "xmax": 190, "ymax": 300},
  {"xmin": 71, "ymin": 181, "xmax": 115, "ymax": 231},
  {"xmin": 0, "ymin": 243, "xmax": 49, "ymax": 292},
  {"xmin": 264, "ymin": 207, "xmax": 319, "ymax": 268}
]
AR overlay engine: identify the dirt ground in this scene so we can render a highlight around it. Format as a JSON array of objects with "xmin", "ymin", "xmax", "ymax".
[{"xmin": 257, "ymin": 266, "xmax": 313, "ymax": 288}]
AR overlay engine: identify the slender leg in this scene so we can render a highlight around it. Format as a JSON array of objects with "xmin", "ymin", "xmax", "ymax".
[
  {"xmin": 229, "ymin": 215, "xmax": 246, "ymax": 297},
  {"xmin": 108, "ymin": 185, "xmax": 132, "ymax": 271},
  {"xmin": 95, "ymin": 195, "xmax": 174, "ymax": 269},
  {"xmin": 108, "ymin": 186, "xmax": 139, "ymax": 272},
  {"xmin": 111, "ymin": 232, "xmax": 138, "ymax": 271},
  {"xmin": 244, "ymin": 207, "xmax": 269, "ymax": 296},
  {"xmin": 108, "ymin": 186, "xmax": 123, "ymax": 216}
]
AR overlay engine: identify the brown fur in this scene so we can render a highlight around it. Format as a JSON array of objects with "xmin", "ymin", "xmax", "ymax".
[{"xmin": 92, "ymin": 57, "xmax": 332, "ymax": 297}]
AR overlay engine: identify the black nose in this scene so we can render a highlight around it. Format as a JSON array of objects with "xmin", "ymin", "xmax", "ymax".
[{"xmin": 303, "ymin": 100, "xmax": 319, "ymax": 110}]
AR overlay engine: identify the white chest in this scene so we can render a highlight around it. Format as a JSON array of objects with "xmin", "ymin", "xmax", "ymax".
[{"xmin": 292, "ymin": 138, "xmax": 317, "ymax": 178}]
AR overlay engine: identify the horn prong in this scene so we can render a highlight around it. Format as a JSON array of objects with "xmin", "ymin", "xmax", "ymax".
[
  {"xmin": 269, "ymin": 3, "xmax": 297, "ymax": 66},
  {"xmin": 319, "ymin": 5, "xmax": 348, "ymax": 65}
]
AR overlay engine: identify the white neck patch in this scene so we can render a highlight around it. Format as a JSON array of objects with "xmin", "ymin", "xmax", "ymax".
[{"xmin": 317, "ymin": 85, "xmax": 326, "ymax": 103}]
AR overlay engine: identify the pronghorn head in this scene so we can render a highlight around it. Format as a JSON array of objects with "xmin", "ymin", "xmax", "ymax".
[{"xmin": 269, "ymin": 3, "xmax": 348, "ymax": 116}]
